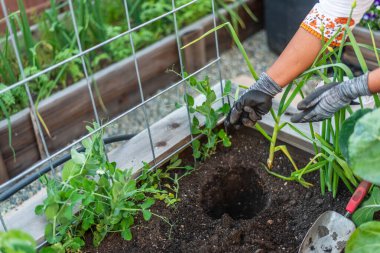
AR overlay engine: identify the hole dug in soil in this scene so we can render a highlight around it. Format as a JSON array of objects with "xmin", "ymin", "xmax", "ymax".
[{"xmin": 201, "ymin": 167, "xmax": 267, "ymax": 220}]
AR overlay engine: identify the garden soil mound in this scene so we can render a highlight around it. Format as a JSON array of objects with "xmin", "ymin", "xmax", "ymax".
[{"xmin": 84, "ymin": 128, "xmax": 350, "ymax": 253}]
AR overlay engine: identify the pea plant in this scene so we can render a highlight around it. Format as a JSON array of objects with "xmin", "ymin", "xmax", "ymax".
[
  {"xmin": 140, "ymin": 155, "xmax": 194, "ymax": 207},
  {"xmin": 180, "ymin": 74, "xmax": 232, "ymax": 160},
  {"xmin": 35, "ymin": 124, "xmax": 190, "ymax": 252}
]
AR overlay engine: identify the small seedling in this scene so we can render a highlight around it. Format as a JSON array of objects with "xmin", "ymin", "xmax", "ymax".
[{"xmin": 178, "ymin": 74, "xmax": 232, "ymax": 160}]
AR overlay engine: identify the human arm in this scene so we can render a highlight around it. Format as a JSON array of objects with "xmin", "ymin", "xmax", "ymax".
[
  {"xmin": 224, "ymin": 30, "xmax": 322, "ymax": 129},
  {"xmin": 368, "ymin": 68, "xmax": 380, "ymax": 93},
  {"xmin": 267, "ymin": 28, "xmax": 322, "ymax": 87},
  {"xmin": 225, "ymin": 0, "xmax": 375, "ymax": 128}
]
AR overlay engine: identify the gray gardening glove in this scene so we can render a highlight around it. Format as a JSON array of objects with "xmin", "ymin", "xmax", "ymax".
[
  {"xmin": 291, "ymin": 73, "xmax": 372, "ymax": 123},
  {"xmin": 225, "ymin": 72, "xmax": 282, "ymax": 129}
]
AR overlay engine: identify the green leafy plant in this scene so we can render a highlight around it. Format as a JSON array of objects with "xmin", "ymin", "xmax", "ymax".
[
  {"xmin": 35, "ymin": 123, "xmax": 195, "ymax": 251},
  {"xmin": 35, "ymin": 124, "xmax": 171, "ymax": 250},
  {"xmin": 0, "ymin": 229, "xmax": 36, "ymax": 253},
  {"xmin": 346, "ymin": 221, "xmax": 380, "ymax": 253},
  {"xmin": 180, "ymin": 74, "xmax": 232, "ymax": 160},
  {"xmin": 333, "ymin": 107, "xmax": 380, "ymax": 252},
  {"xmin": 338, "ymin": 107, "xmax": 380, "ymax": 184},
  {"xmin": 140, "ymin": 155, "xmax": 194, "ymax": 207}
]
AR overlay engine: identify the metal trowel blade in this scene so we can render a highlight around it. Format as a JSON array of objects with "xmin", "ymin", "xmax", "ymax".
[{"xmin": 299, "ymin": 211, "xmax": 356, "ymax": 253}]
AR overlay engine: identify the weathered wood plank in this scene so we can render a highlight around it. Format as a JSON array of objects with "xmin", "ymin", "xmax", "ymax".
[{"xmin": 0, "ymin": 109, "xmax": 40, "ymax": 178}]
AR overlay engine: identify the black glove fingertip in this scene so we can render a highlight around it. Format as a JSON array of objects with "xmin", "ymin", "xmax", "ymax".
[
  {"xmin": 242, "ymin": 118, "xmax": 256, "ymax": 128},
  {"xmin": 297, "ymin": 100, "xmax": 309, "ymax": 110},
  {"xmin": 290, "ymin": 112, "xmax": 304, "ymax": 123}
]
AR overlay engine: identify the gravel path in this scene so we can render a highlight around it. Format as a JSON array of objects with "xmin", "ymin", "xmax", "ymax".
[
  {"xmin": 0, "ymin": 30, "xmax": 301, "ymax": 217},
  {"xmin": 203, "ymin": 29, "xmax": 278, "ymax": 80}
]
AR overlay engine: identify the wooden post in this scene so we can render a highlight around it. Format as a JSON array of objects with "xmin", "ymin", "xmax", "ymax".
[
  {"xmin": 0, "ymin": 149, "xmax": 9, "ymax": 184},
  {"xmin": 181, "ymin": 25, "xmax": 207, "ymax": 74}
]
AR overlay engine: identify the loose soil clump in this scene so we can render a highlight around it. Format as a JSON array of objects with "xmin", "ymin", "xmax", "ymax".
[{"xmin": 84, "ymin": 128, "xmax": 350, "ymax": 253}]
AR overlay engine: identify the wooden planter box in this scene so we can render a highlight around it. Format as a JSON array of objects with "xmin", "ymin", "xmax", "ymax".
[
  {"xmin": 343, "ymin": 26, "xmax": 380, "ymax": 70},
  {"xmin": 1, "ymin": 77, "xmax": 320, "ymax": 245},
  {"xmin": 0, "ymin": 0, "xmax": 263, "ymax": 183}
]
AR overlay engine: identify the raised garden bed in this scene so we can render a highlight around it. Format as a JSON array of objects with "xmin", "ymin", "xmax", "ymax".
[
  {"xmin": 3, "ymin": 76, "xmax": 378, "ymax": 252},
  {"xmin": 0, "ymin": 73, "xmax": 330, "ymax": 251},
  {"xmin": 0, "ymin": 0, "xmax": 263, "ymax": 184},
  {"xmin": 84, "ymin": 128, "xmax": 350, "ymax": 253},
  {"xmin": 0, "ymin": 79, "xmax": 314, "ymax": 244},
  {"xmin": 343, "ymin": 26, "xmax": 380, "ymax": 71}
]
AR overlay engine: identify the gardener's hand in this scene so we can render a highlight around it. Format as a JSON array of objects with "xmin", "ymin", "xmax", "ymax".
[
  {"xmin": 225, "ymin": 73, "xmax": 282, "ymax": 129},
  {"xmin": 291, "ymin": 73, "xmax": 372, "ymax": 123}
]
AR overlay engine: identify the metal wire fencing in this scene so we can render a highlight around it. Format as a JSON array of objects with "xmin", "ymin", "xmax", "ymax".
[{"xmin": 0, "ymin": 0, "xmax": 226, "ymax": 238}]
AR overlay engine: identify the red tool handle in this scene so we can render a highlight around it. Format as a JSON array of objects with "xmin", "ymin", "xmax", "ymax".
[{"xmin": 346, "ymin": 181, "xmax": 372, "ymax": 215}]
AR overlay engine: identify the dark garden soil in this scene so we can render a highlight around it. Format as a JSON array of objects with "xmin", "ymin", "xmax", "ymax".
[{"xmin": 84, "ymin": 128, "xmax": 351, "ymax": 253}]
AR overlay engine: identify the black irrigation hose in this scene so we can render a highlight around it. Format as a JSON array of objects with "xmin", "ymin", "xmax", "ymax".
[{"xmin": 0, "ymin": 134, "xmax": 136, "ymax": 202}]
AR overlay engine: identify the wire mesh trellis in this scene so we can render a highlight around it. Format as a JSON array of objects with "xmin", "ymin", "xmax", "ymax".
[{"xmin": 0, "ymin": 0, "xmax": 227, "ymax": 241}]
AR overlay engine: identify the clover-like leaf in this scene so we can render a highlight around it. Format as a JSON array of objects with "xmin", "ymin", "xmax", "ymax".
[
  {"xmin": 71, "ymin": 149, "xmax": 86, "ymax": 165},
  {"xmin": 141, "ymin": 198, "xmax": 155, "ymax": 209},
  {"xmin": 192, "ymin": 140, "xmax": 201, "ymax": 159},
  {"xmin": 62, "ymin": 160, "xmax": 81, "ymax": 182},
  {"xmin": 45, "ymin": 204, "xmax": 59, "ymax": 221},
  {"xmin": 121, "ymin": 228, "xmax": 132, "ymax": 241},
  {"xmin": 142, "ymin": 210, "xmax": 152, "ymax": 221},
  {"xmin": 223, "ymin": 80, "xmax": 232, "ymax": 96},
  {"xmin": 185, "ymin": 94, "xmax": 194, "ymax": 107}
]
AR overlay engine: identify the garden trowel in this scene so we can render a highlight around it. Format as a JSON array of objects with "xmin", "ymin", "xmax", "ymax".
[{"xmin": 299, "ymin": 181, "xmax": 372, "ymax": 253}]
